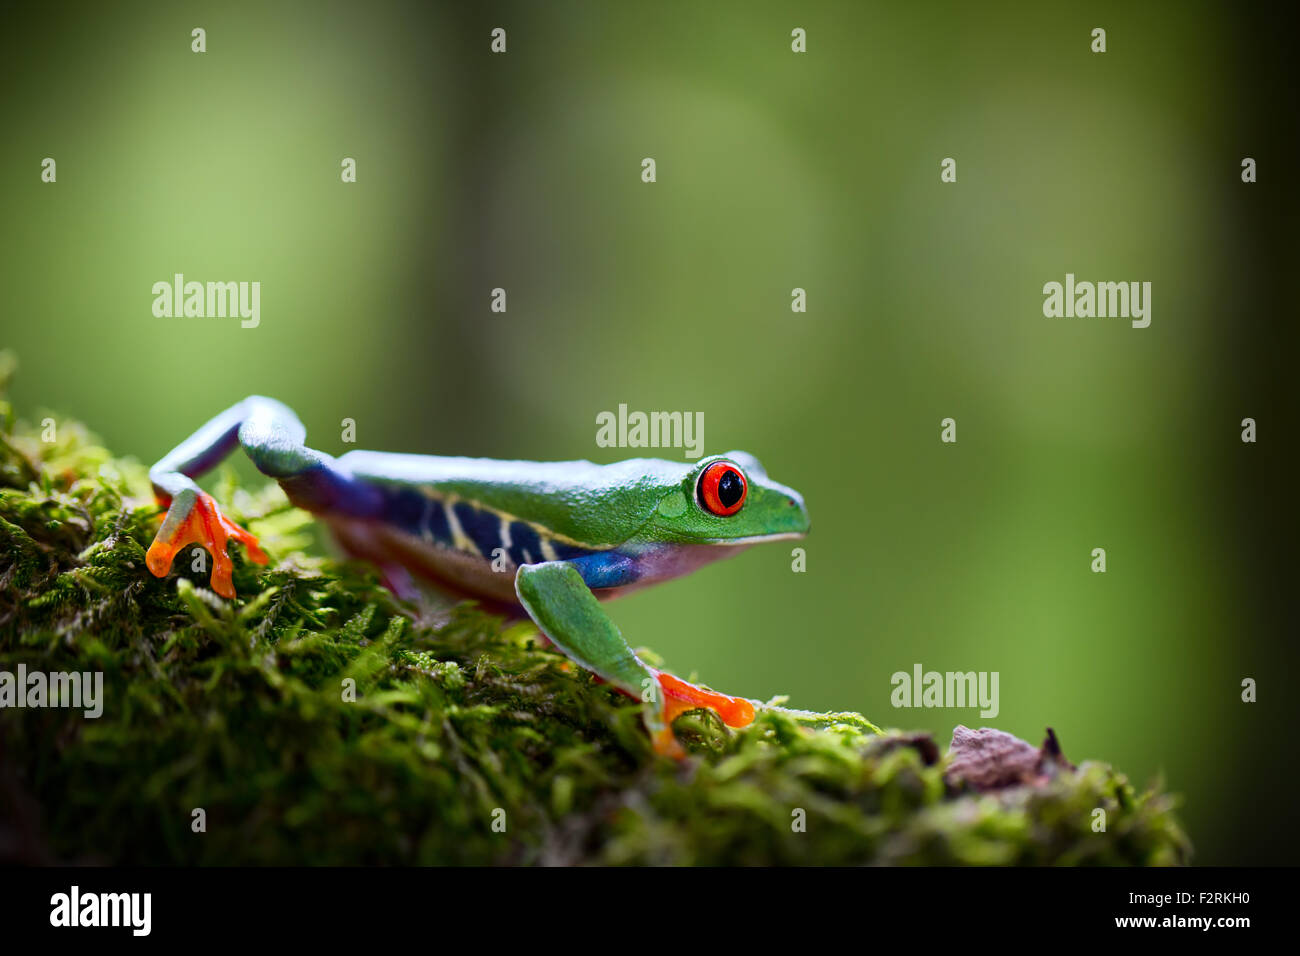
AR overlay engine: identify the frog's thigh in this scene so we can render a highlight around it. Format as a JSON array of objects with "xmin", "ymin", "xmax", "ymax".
[
  {"xmin": 514, "ymin": 561, "xmax": 655, "ymax": 698},
  {"xmin": 235, "ymin": 401, "xmax": 320, "ymax": 479},
  {"xmin": 237, "ymin": 406, "xmax": 382, "ymax": 515}
]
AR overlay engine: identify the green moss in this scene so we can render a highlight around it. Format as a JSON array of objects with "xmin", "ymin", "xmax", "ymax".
[{"xmin": 0, "ymin": 362, "xmax": 1190, "ymax": 865}]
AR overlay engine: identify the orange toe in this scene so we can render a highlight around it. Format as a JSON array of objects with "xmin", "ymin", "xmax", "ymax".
[
  {"xmin": 146, "ymin": 490, "xmax": 266, "ymax": 599},
  {"xmin": 656, "ymin": 671, "xmax": 756, "ymax": 730},
  {"xmin": 652, "ymin": 725, "xmax": 687, "ymax": 759}
]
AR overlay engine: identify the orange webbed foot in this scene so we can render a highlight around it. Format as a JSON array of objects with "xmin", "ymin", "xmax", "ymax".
[
  {"xmin": 146, "ymin": 490, "xmax": 267, "ymax": 599},
  {"xmin": 651, "ymin": 671, "xmax": 756, "ymax": 758}
]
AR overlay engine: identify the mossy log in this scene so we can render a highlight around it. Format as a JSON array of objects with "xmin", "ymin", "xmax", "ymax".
[{"xmin": 0, "ymin": 364, "xmax": 1190, "ymax": 865}]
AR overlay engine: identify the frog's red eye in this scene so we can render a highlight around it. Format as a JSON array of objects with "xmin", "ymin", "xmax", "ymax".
[{"xmin": 697, "ymin": 461, "xmax": 747, "ymax": 516}]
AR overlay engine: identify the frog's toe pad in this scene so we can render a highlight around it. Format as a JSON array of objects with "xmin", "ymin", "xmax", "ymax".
[
  {"xmin": 146, "ymin": 490, "xmax": 267, "ymax": 599},
  {"xmin": 651, "ymin": 725, "xmax": 687, "ymax": 760},
  {"xmin": 655, "ymin": 671, "xmax": 756, "ymax": 730}
]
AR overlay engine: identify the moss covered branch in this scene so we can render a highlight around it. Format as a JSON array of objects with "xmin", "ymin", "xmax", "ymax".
[{"xmin": 0, "ymin": 363, "xmax": 1190, "ymax": 865}]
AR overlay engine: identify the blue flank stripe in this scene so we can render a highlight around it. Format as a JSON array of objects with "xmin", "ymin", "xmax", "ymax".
[
  {"xmin": 379, "ymin": 483, "xmax": 598, "ymax": 564},
  {"xmin": 382, "ymin": 486, "xmax": 429, "ymax": 537},
  {"xmin": 454, "ymin": 500, "xmax": 503, "ymax": 558},
  {"xmin": 426, "ymin": 496, "xmax": 451, "ymax": 542},
  {"xmin": 506, "ymin": 519, "xmax": 595, "ymax": 565},
  {"xmin": 550, "ymin": 540, "xmax": 592, "ymax": 561},
  {"xmin": 380, "ymin": 484, "xmax": 450, "ymax": 544},
  {"xmin": 506, "ymin": 520, "xmax": 541, "ymax": 565},
  {"xmin": 576, "ymin": 550, "xmax": 639, "ymax": 589}
]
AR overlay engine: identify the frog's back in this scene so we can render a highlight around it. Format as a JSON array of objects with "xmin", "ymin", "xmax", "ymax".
[{"xmin": 337, "ymin": 451, "xmax": 687, "ymax": 554}]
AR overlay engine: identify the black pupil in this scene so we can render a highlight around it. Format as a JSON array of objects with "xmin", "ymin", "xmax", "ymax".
[{"xmin": 717, "ymin": 470, "xmax": 743, "ymax": 509}]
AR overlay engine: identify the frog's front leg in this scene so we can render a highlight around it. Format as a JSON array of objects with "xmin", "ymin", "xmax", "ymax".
[
  {"xmin": 514, "ymin": 561, "xmax": 755, "ymax": 758},
  {"xmin": 146, "ymin": 396, "xmax": 381, "ymax": 598}
]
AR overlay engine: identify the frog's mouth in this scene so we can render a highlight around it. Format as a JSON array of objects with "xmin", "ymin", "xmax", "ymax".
[
  {"xmin": 702, "ymin": 530, "xmax": 808, "ymax": 546},
  {"xmin": 703, "ymin": 490, "xmax": 811, "ymax": 544}
]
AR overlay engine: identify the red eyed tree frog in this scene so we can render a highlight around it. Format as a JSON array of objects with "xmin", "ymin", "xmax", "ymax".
[{"xmin": 144, "ymin": 397, "xmax": 810, "ymax": 757}]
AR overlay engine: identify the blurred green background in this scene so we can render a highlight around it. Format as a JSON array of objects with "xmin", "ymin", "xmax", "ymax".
[{"xmin": 2, "ymin": 1, "xmax": 1294, "ymax": 864}]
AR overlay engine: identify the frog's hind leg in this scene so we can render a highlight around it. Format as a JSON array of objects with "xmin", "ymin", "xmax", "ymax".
[
  {"xmin": 515, "ymin": 561, "xmax": 755, "ymax": 758},
  {"xmin": 147, "ymin": 396, "xmax": 381, "ymax": 598}
]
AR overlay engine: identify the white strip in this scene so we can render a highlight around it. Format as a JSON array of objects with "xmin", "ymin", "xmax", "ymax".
[
  {"xmin": 420, "ymin": 496, "xmax": 435, "ymax": 543},
  {"xmin": 444, "ymin": 500, "xmax": 480, "ymax": 555}
]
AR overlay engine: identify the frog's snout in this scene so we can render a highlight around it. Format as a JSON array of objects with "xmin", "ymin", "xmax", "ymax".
[{"xmin": 787, "ymin": 495, "xmax": 811, "ymax": 535}]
